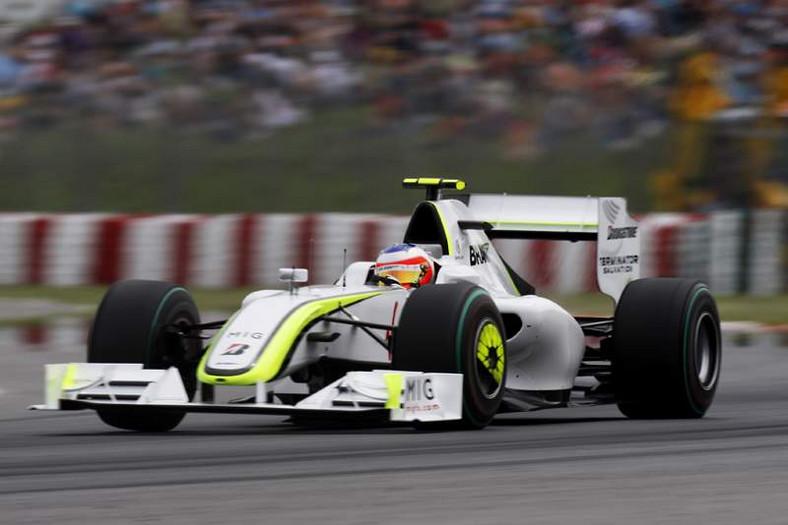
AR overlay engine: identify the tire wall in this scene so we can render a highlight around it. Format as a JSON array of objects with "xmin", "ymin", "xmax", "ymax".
[{"xmin": 0, "ymin": 210, "xmax": 784, "ymax": 295}]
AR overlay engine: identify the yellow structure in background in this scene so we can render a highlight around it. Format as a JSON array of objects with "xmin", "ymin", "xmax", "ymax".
[
  {"xmin": 653, "ymin": 52, "xmax": 788, "ymax": 210},
  {"xmin": 653, "ymin": 52, "xmax": 729, "ymax": 211},
  {"xmin": 752, "ymin": 62, "xmax": 788, "ymax": 208},
  {"xmin": 670, "ymin": 53, "xmax": 731, "ymax": 122}
]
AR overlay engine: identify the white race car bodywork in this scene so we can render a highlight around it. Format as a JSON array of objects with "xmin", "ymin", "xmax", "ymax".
[
  {"xmin": 33, "ymin": 186, "xmax": 642, "ymax": 424},
  {"xmin": 197, "ymin": 195, "xmax": 638, "ymax": 395}
]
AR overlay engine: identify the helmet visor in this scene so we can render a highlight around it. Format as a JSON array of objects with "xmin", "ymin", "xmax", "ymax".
[{"xmin": 375, "ymin": 263, "xmax": 425, "ymax": 286}]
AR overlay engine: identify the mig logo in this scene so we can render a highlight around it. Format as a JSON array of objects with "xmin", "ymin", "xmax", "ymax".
[
  {"xmin": 405, "ymin": 377, "xmax": 435, "ymax": 401},
  {"xmin": 222, "ymin": 343, "xmax": 250, "ymax": 356}
]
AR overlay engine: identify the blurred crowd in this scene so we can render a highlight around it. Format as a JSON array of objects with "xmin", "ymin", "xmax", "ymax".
[{"xmin": 0, "ymin": 0, "xmax": 787, "ymax": 157}]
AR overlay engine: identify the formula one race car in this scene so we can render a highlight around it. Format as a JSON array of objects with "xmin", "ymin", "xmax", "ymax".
[{"xmin": 32, "ymin": 178, "xmax": 722, "ymax": 431}]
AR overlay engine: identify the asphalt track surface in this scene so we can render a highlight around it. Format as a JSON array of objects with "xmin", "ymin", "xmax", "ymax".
[{"xmin": 1, "ymin": 331, "xmax": 788, "ymax": 524}]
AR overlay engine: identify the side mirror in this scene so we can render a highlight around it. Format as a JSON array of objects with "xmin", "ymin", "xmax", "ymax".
[{"xmin": 278, "ymin": 268, "xmax": 309, "ymax": 284}]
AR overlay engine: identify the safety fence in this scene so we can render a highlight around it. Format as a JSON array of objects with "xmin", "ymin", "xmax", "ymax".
[{"xmin": 0, "ymin": 210, "xmax": 784, "ymax": 295}]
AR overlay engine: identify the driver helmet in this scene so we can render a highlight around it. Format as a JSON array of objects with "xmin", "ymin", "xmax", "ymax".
[{"xmin": 374, "ymin": 243, "xmax": 435, "ymax": 288}]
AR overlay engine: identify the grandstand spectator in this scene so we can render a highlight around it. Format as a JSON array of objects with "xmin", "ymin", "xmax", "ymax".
[{"xmin": 0, "ymin": 0, "xmax": 782, "ymax": 157}]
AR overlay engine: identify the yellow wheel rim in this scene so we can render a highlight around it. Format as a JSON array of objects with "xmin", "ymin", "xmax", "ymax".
[{"xmin": 475, "ymin": 321, "xmax": 505, "ymax": 396}]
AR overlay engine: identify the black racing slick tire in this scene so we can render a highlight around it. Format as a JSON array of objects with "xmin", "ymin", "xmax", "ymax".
[
  {"xmin": 88, "ymin": 280, "xmax": 201, "ymax": 432},
  {"xmin": 393, "ymin": 282, "xmax": 506, "ymax": 429},
  {"xmin": 612, "ymin": 278, "xmax": 722, "ymax": 419}
]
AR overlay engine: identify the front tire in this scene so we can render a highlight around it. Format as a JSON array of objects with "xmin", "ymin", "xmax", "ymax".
[
  {"xmin": 393, "ymin": 283, "xmax": 506, "ymax": 429},
  {"xmin": 612, "ymin": 278, "xmax": 722, "ymax": 418},
  {"xmin": 88, "ymin": 280, "xmax": 201, "ymax": 431}
]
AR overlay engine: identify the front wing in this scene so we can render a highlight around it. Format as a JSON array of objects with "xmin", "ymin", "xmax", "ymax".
[{"xmin": 30, "ymin": 363, "xmax": 463, "ymax": 424}]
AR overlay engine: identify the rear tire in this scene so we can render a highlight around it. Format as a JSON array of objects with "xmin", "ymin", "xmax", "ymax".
[
  {"xmin": 88, "ymin": 280, "xmax": 201, "ymax": 432},
  {"xmin": 612, "ymin": 278, "xmax": 722, "ymax": 418},
  {"xmin": 393, "ymin": 283, "xmax": 506, "ymax": 429}
]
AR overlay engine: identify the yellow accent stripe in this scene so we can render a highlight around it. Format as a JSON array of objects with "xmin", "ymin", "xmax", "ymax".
[
  {"xmin": 384, "ymin": 373, "xmax": 403, "ymax": 409},
  {"xmin": 197, "ymin": 310, "xmax": 241, "ymax": 378},
  {"xmin": 429, "ymin": 202, "xmax": 454, "ymax": 256},
  {"xmin": 491, "ymin": 220, "xmax": 598, "ymax": 227},
  {"xmin": 61, "ymin": 364, "xmax": 77, "ymax": 390},
  {"xmin": 502, "ymin": 269, "xmax": 521, "ymax": 297},
  {"xmin": 199, "ymin": 292, "xmax": 382, "ymax": 385},
  {"xmin": 402, "ymin": 178, "xmax": 466, "ymax": 190},
  {"xmin": 487, "ymin": 220, "xmax": 598, "ymax": 235}
]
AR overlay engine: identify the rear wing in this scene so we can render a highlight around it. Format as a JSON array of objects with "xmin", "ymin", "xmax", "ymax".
[{"xmin": 462, "ymin": 194, "xmax": 640, "ymax": 303}]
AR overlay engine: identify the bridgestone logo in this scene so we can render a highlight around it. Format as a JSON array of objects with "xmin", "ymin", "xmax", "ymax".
[{"xmin": 607, "ymin": 226, "xmax": 638, "ymax": 240}]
